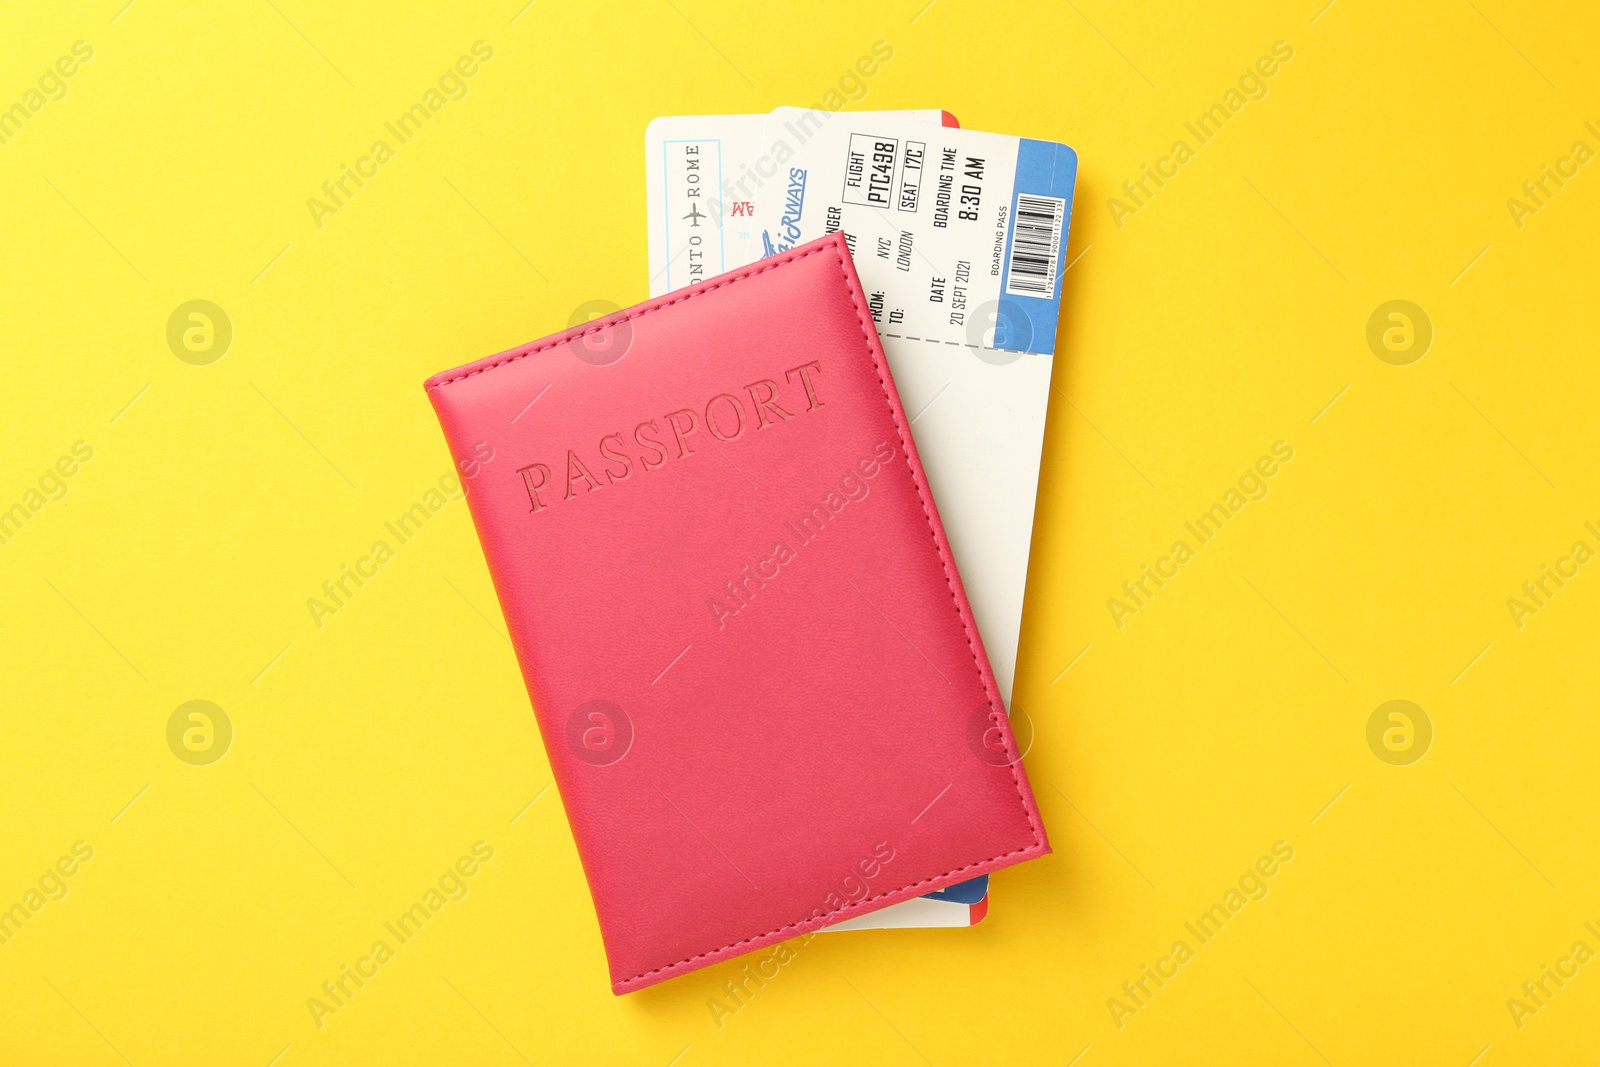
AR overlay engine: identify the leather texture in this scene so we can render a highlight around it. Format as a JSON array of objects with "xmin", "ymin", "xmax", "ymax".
[{"xmin": 424, "ymin": 233, "xmax": 1050, "ymax": 993}]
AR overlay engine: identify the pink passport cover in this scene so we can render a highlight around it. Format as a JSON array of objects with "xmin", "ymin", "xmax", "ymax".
[{"xmin": 424, "ymin": 233, "xmax": 1049, "ymax": 993}]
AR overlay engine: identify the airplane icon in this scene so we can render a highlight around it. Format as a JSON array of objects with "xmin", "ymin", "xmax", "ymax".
[{"xmin": 682, "ymin": 202, "xmax": 707, "ymax": 226}]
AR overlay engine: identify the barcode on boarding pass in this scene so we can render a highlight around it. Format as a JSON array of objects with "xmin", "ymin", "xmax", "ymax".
[{"xmin": 1004, "ymin": 193, "xmax": 1066, "ymax": 299}]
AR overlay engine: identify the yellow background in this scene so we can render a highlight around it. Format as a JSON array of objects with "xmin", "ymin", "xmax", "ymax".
[{"xmin": 2, "ymin": 0, "xmax": 1597, "ymax": 1063}]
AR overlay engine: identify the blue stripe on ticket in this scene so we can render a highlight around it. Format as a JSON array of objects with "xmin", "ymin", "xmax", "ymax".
[
  {"xmin": 994, "ymin": 139, "xmax": 1078, "ymax": 355},
  {"xmin": 924, "ymin": 874, "xmax": 989, "ymax": 905}
]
